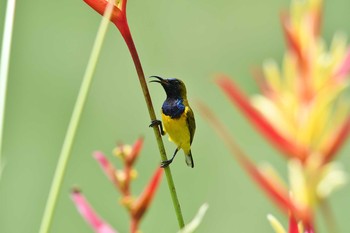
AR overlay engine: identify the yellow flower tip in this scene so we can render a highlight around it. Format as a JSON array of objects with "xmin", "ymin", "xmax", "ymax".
[
  {"xmin": 113, "ymin": 144, "xmax": 133, "ymax": 159},
  {"xmin": 120, "ymin": 195, "xmax": 134, "ymax": 209},
  {"xmin": 317, "ymin": 162, "xmax": 348, "ymax": 199},
  {"xmin": 116, "ymin": 170, "xmax": 126, "ymax": 185},
  {"xmin": 267, "ymin": 214, "xmax": 287, "ymax": 233},
  {"xmin": 263, "ymin": 59, "xmax": 281, "ymax": 91},
  {"xmin": 130, "ymin": 169, "xmax": 138, "ymax": 180},
  {"xmin": 288, "ymin": 159, "xmax": 310, "ymax": 207},
  {"xmin": 251, "ymin": 95, "xmax": 288, "ymax": 136}
]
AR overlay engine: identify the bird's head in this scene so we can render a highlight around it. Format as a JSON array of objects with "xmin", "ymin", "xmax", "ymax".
[{"xmin": 149, "ymin": 76, "xmax": 187, "ymax": 99}]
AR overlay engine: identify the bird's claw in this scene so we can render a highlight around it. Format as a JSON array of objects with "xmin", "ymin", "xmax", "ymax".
[
  {"xmin": 160, "ymin": 159, "xmax": 173, "ymax": 168},
  {"xmin": 149, "ymin": 119, "xmax": 161, "ymax": 128},
  {"xmin": 149, "ymin": 119, "xmax": 165, "ymax": 135}
]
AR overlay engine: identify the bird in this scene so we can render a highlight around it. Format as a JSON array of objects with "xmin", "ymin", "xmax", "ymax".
[{"xmin": 149, "ymin": 76, "xmax": 196, "ymax": 168}]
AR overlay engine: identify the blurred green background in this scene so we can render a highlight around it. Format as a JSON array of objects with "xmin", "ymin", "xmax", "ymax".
[{"xmin": 1, "ymin": 0, "xmax": 350, "ymax": 232}]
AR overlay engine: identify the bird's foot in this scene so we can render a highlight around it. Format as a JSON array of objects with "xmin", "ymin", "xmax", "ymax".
[
  {"xmin": 149, "ymin": 119, "xmax": 165, "ymax": 135},
  {"xmin": 149, "ymin": 119, "xmax": 161, "ymax": 127},
  {"xmin": 160, "ymin": 159, "xmax": 173, "ymax": 168}
]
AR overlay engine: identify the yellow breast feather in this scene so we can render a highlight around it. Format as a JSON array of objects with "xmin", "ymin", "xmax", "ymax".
[{"xmin": 161, "ymin": 109, "xmax": 191, "ymax": 154}]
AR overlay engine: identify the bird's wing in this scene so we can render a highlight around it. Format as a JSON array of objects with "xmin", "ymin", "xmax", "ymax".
[{"xmin": 185, "ymin": 106, "xmax": 196, "ymax": 145}]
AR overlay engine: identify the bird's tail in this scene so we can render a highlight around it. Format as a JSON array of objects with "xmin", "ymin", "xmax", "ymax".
[{"xmin": 185, "ymin": 150, "xmax": 194, "ymax": 168}]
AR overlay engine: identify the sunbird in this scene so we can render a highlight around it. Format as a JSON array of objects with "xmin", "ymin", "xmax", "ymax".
[{"xmin": 149, "ymin": 76, "xmax": 196, "ymax": 168}]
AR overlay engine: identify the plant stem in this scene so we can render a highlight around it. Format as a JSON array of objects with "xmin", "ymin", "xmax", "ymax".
[
  {"xmin": 130, "ymin": 218, "xmax": 139, "ymax": 233},
  {"xmin": 38, "ymin": 2, "xmax": 115, "ymax": 233},
  {"xmin": 119, "ymin": 24, "xmax": 185, "ymax": 229},
  {"xmin": 0, "ymin": 0, "xmax": 16, "ymax": 162}
]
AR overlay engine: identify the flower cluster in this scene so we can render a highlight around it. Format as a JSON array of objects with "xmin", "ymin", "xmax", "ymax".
[
  {"xmin": 71, "ymin": 138, "xmax": 163, "ymax": 233},
  {"xmin": 203, "ymin": 0, "xmax": 350, "ymax": 231}
]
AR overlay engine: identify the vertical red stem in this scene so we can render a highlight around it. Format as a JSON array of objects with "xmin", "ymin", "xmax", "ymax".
[
  {"xmin": 130, "ymin": 218, "xmax": 139, "ymax": 233},
  {"xmin": 116, "ymin": 19, "xmax": 185, "ymax": 229}
]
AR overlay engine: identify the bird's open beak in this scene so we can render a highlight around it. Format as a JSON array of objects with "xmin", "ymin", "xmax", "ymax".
[{"xmin": 149, "ymin": 76, "xmax": 168, "ymax": 85}]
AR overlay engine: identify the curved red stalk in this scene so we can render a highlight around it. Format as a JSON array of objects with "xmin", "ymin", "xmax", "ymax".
[
  {"xmin": 323, "ymin": 115, "xmax": 350, "ymax": 163},
  {"xmin": 127, "ymin": 137, "xmax": 144, "ymax": 166},
  {"xmin": 131, "ymin": 167, "xmax": 163, "ymax": 221},
  {"xmin": 83, "ymin": 0, "xmax": 125, "ymax": 27},
  {"xmin": 280, "ymin": 12, "xmax": 305, "ymax": 70}
]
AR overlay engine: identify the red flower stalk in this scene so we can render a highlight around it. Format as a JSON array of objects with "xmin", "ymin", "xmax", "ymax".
[
  {"xmin": 216, "ymin": 75, "xmax": 308, "ymax": 161},
  {"xmin": 322, "ymin": 115, "xmax": 350, "ymax": 163},
  {"xmin": 125, "ymin": 137, "xmax": 144, "ymax": 166},
  {"xmin": 83, "ymin": 0, "xmax": 145, "ymax": 93},
  {"xmin": 280, "ymin": 12, "xmax": 306, "ymax": 72}
]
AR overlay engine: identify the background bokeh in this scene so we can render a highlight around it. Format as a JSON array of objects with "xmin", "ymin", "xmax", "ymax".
[{"xmin": 1, "ymin": 0, "xmax": 350, "ymax": 232}]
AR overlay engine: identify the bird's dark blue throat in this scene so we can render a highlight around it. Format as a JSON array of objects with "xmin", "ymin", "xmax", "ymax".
[{"xmin": 162, "ymin": 97, "xmax": 185, "ymax": 119}]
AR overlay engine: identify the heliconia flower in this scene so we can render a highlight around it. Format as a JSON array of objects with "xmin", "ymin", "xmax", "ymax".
[
  {"xmin": 71, "ymin": 189, "xmax": 119, "ymax": 233},
  {"xmin": 205, "ymin": 0, "xmax": 349, "ymax": 231},
  {"xmin": 216, "ymin": 0, "xmax": 350, "ymax": 165},
  {"xmin": 79, "ymin": 138, "xmax": 163, "ymax": 233},
  {"xmin": 197, "ymin": 102, "xmax": 312, "ymax": 225}
]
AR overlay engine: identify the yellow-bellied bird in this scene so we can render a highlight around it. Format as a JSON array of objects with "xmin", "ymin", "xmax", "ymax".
[{"xmin": 149, "ymin": 76, "xmax": 196, "ymax": 168}]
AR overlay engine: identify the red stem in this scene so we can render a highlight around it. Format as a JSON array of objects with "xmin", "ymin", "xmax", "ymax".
[
  {"xmin": 83, "ymin": 0, "xmax": 185, "ymax": 228},
  {"xmin": 130, "ymin": 218, "xmax": 139, "ymax": 233}
]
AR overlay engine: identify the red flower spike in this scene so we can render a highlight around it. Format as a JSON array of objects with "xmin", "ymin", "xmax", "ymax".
[
  {"xmin": 215, "ymin": 75, "xmax": 308, "ymax": 161},
  {"xmin": 280, "ymin": 12, "xmax": 305, "ymax": 68},
  {"xmin": 289, "ymin": 214, "xmax": 299, "ymax": 233},
  {"xmin": 93, "ymin": 151, "xmax": 122, "ymax": 192},
  {"xmin": 126, "ymin": 137, "xmax": 144, "ymax": 166},
  {"xmin": 71, "ymin": 189, "xmax": 118, "ymax": 233},
  {"xmin": 197, "ymin": 102, "xmax": 312, "ymax": 224},
  {"xmin": 323, "ymin": 115, "xmax": 350, "ymax": 163},
  {"xmin": 131, "ymin": 167, "xmax": 163, "ymax": 221}
]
